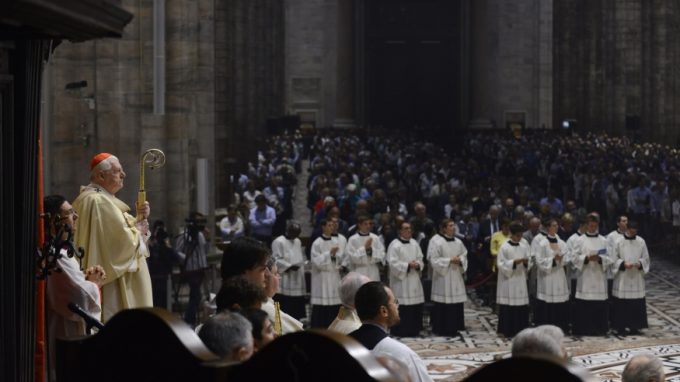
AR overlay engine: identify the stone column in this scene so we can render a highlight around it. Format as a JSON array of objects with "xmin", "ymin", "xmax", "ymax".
[{"xmin": 332, "ymin": 0, "xmax": 355, "ymax": 128}]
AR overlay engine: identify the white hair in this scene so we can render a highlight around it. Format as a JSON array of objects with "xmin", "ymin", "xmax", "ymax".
[
  {"xmin": 622, "ymin": 354, "xmax": 665, "ymax": 382},
  {"xmin": 511, "ymin": 325, "xmax": 565, "ymax": 358},
  {"xmin": 339, "ymin": 272, "xmax": 371, "ymax": 307},
  {"xmin": 198, "ymin": 311, "xmax": 253, "ymax": 360},
  {"xmin": 89, "ymin": 155, "xmax": 119, "ymax": 180}
]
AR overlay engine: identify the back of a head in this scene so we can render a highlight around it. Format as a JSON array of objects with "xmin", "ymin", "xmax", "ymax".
[
  {"xmin": 354, "ymin": 281, "xmax": 389, "ymax": 321},
  {"xmin": 198, "ymin": 311, "xmax": 253, "ymax": 361},
  {"xmin": 216, "ymin": 276, "xmax": 267, "ymax": 312},
  {"xmin": 221, "ymin": 237, "xmax": 270, "ymax": 279},
  {"xmin": 44, "ymin": 194, "xmax": 67, "ymax": 217},
  {"xmin": 622, "ymin": 354, "xmax": 665, "ymax": 382},
  {"xmin": 511, "ymin": 325, "xmax": 565, "ymax": 359},
  {"xmin": 339, "ymin": 272, "xmax": 371, "ymax": 308}
]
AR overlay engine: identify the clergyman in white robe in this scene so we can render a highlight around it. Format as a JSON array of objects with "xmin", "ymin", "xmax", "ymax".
[
  {"xmin": 571, "ymin": 223, "xmax": 612, "ymax": 336},
  {"xmin": 427, "ymin": 231, "xmax": 467, "ymax": 336},
  {"xmin": 496, "ymin": 236, "xmax": 531, "ymax": 337},
  {"xmin": 310, "ymin": 233, "xmax": 344, "ymax": 328},
  {"xmin": 346, "ymin": 230, "xmax": 386, "ymax": 281},
  {"xmin": 272, "ymin": 232, "xmax": 307, "ymax": 320},
  {"xmin": 610, "ymin": 226, "xmax": 649, "ymax": 334},
  {"xmin": 534, "ymin": 229, "xmax": 570, "ymax": 331},
  {"xmin": 387, "ymin": 232, "xmax": 425, "ymax": 337}
]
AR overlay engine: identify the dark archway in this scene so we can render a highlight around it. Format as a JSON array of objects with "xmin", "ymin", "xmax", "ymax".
[{"xmin": 363, "ymin": 0, "xmax": 464, "ymax": 131}]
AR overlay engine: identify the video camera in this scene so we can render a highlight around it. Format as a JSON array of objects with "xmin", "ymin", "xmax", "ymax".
[
  {"xmin": 154, "ymin": 225, "xmax": 169, "ymax": 241},
  {"xmin": 184, "ymin": 216, "xmax": 207, "ymax": 242}
]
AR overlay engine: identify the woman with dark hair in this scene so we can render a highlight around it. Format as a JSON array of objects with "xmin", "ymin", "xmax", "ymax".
[{"xmin": 240, "ymin": 308, "xmax": 277, "ymax": 351}]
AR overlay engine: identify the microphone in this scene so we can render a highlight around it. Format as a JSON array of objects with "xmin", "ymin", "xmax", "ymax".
[{"xmin": 68, "ymin": 302, "xmax": 104, "ymax": 333}]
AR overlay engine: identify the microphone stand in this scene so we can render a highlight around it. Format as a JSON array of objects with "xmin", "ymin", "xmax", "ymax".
[{"xmin": 68, "ymin": 303, "xmax": 104, "ymax": 334}]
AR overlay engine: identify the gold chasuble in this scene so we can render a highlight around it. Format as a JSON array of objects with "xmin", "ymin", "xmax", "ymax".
[{"xmin": 73, "ymin": 185, "xmax": 153, "ymax": 321}]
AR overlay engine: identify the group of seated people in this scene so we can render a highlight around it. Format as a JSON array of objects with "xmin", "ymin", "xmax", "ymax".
[{"xmin": 218, "ymin": 132, "xmax": 304, "ymax": 245}]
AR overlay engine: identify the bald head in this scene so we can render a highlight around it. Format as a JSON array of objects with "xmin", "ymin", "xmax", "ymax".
[
  {"xmin": 339, "ymin": 272, "xmax": 371, "ymax": 308},
  {"xmin": 622, "ymin": 354, "xmax": 664, "ymax": 382}
]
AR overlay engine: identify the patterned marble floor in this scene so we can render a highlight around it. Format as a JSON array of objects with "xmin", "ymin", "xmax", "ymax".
[
  {"xmin": 290, "ymin": 160, "xmax": 680, "ymax": 380},
  {"xmin": 396, "ymin": 256, "xmax": 680, "ymax": 381}
]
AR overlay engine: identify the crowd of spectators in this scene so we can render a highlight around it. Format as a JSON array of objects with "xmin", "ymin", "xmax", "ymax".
[
  {"xmin": 219, "ymin": 132, "xmax": 304, "ymax": 245},
  {"xmin": 305, "ymin": 129, "xmax": 680, "ymax": 278}
]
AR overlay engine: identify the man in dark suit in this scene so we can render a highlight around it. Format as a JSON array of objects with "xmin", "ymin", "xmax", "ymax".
[
  {"xmin": 349, "ymin": 282, "xmax": 432, "ymax": 382},
  {"xmin": 470, "ymin": 206, "xmax": 500, "ymax": 277},
  {"xmin": 470, "ymin": 205, "xmax": 501, "ymax": 305}
]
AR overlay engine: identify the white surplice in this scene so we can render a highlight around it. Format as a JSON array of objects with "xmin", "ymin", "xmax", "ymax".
[
  {"xmin": 612, "ymin": 235, "xmax": 650, "ymax": 299},
  {"xmin": 427, "ymin": 234, "xmax": 468, "ymax": 304},
  {"xmin": 535, "ymin": 235, "xmax": 569, "ymax": 303},
  {"xmin": 345, "ymin": 232, "xmax": 386, "ymax": 281},
  {"xmin": 496, "ymin": 239, "xmax": 532, "ymax": 306},
  {"xmin": 271, "ymin": 235, "xmax": 306, "ymax": 296},
  {"xmin": 387, "ymin": 238, "xmax": 425, "ymax": 305},
  {"xmin": 47, "ymin": 251, "xmax": 101, "ymax": 379},
  {"xmin": 565, "ymin": 232, "xmax": 583, "ymax": 281},
  {"xmin": 605, "ymin": 229, "xmax": 625, "ymax": 279},
  {"xmin": 571, "ymin": 233, "xmax": 611, "ymax": 300},
  {"xmin": 310, "ymin": 235, "xmax": 344, "ymax": 305},
  {"xmin": 373, "ymin": 336, "xmax": 434, "ymax": 382}
]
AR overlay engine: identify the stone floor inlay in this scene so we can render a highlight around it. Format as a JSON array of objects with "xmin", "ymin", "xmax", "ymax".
[{"xmin": 392, "ymin": 257, "xmax": 680, "ymax": 381}]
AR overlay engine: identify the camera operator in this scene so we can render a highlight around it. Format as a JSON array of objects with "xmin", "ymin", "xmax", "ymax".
[
  {"xmin": 175, "ymin": 212, "xmax": 210, "ymax": 327},
  {"xmin": 148, "ymin": 220, "xmax": 183, "ymax": 309}
]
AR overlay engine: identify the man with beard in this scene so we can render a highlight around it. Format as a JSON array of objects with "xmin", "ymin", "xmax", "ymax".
[{"xmin": 349, "ymin": 282, "xmax": 432, "ymax": 382}]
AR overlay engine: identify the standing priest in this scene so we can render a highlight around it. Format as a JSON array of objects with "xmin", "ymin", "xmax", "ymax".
[
  {"xmin": 346, "ymin": 215, "xmax": 386, "ymax": 281},
  {"xmin": 571, "ymin": 213, "xmax": 611, "ymax": 336},
  {"xmin": 427, "ymin": 219, "xmax": 468, "ymax": 336},
  {"xmin": 310, "ymin": 218, "xmax": 344, "ymax": 328},
  {"xmin": 534, "ymin": 218, "xmax": 570, "ymax": 332},
  {"xmin": 386, "ymin": 221, "xmax": 425, "ymax": 337},
  {"xmin": 73, "ymin": 153, "xmax": 152, "ymax": 321},
  {"xmin": 496, "ymin": 221, "xmax": 532, "ymax": 337},
  {"xmin": 611, "ymin": 221, "xmax": 649, "ymax": 335},
  {"xmin": 271, "ymin": 221, "xmax": 307, "ymax": 320}
]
